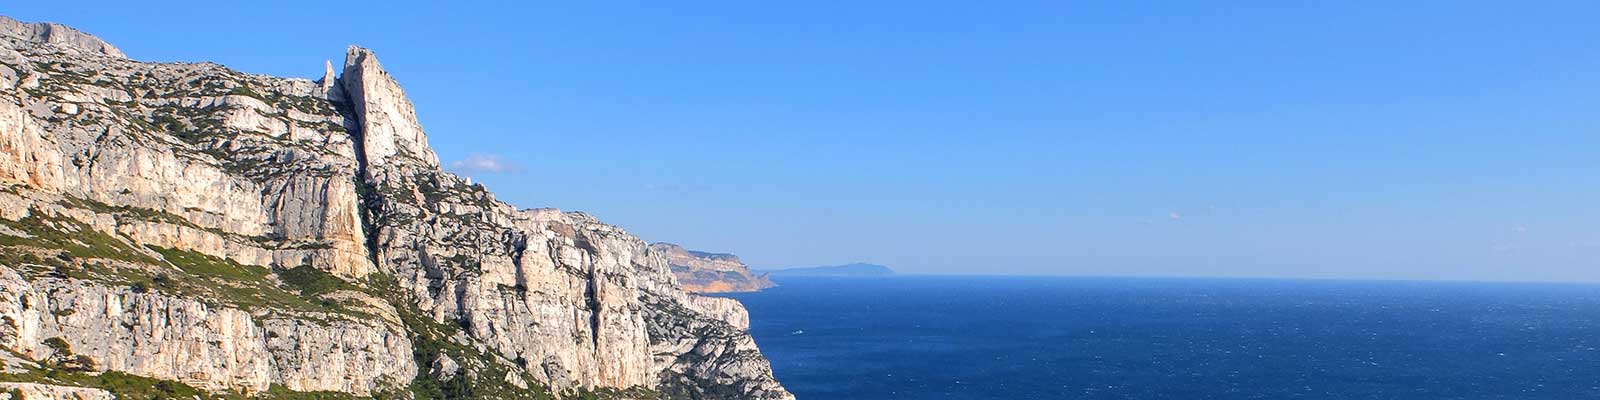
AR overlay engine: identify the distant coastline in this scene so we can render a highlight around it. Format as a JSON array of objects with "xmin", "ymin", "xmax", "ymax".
[{"xmin": 758, "ymin": 263, "xmax": 895, "ymax": 277}]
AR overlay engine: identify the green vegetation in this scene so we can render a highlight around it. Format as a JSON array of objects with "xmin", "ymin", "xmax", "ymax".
[
  {"xmin": 261, "ymin": 90, "xmax": 339, "ymax": 116},
  {"xmin": 148, "ymin": 103, "xmax": 226, "ymax": 144},
  {"xmin": 144, "ymin": 246, "xmax": 373, "ymax": 321},
  {"xmin": 149, "ymin": 246, "xmax": 266, "ymax": 282},
  {"xmin": 264, "ymin": 384, "xmax": 364, "ymax": 400},
  {"xmin": 55, "ymin": 197, "xmax": 273, "ymax": 247},
  {"xmin": 0, "ymin": 366, "xmax": 369, "ymax": 400},
  {"xmin": 21, "ymin": 195, "xmax": 275, "ymax": 259},
  {"xmin": 40, "ymin": 338, "xmax": 69, "ymax": 354},
  {"xmin": 569, "ymin": 387, "xmax": 662, "ymax": 400},
  {"xmin": 0, "ymin": 211, "xmax": 158, "ymax": 265},
  {"xmin": 226, "ymin": 86, "xmax": 267, "ymax": 102},
  {"xmin": 0, "ymin": 368, "xmax": 208, "ymax": 399},
  {"xmin": 22, "ymin": 61, "xmax": 95, "ymax": 101},
  {"xmin": 57, "ymin": 197, "xmax": 194, "ymax": 229},
  {"xmin": 277, "ymin": 265, "xmax": 354, "ymax": 297},
  {"xmin": 39, "ymin": 337, "xmax": 93, "ymax": 373},
  {"xmin": 412, "ymin": 174, "xmax": 451, "ymax": 205},
  {"xmin": 399, "ymin": 307, "xmax": 554, "ymax": 400},
  {"xmin": 0, "ymin": 206, "xmax": 366, "ymax": 316},
  {"xmin": 396, "ymin": 307, "xmax": 659, "ymax": 400}
]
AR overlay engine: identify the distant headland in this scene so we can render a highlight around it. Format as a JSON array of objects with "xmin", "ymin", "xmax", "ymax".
[{"xmin": 650, "ymin": 242, "xmax": 776, "ymax": 293}]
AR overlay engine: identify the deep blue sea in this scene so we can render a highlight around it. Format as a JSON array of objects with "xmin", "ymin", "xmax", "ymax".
[{"xmin": 723, "ymin": 276, "xmax": 1600, "ymax": 400}]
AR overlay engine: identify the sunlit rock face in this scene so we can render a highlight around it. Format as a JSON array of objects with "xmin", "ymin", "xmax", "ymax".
[{"xmin": 0, "ymin": 16, "xmax": 791, "ymax": 399}]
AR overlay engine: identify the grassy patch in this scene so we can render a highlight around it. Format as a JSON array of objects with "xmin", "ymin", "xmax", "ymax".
[
  {"xmin": 0, "ymin": 369, "xmax": 206, "ymax": 399},
  {"xmin": 277, "ymin": 265, "xmax": 353, "ymax": 297},
  {"xmin": 0, "ymin": 211, "xmax": 157, "ymax": 265},
  {"xmin": 150, "ymin": 246, "xmax": 268, "ymax": 282},
  {"xmin": 144, "ymin": 247, "xmax": 373, "ymax": 321},
  {"xmin": 264, "ymin": 384, "xmax": 363, "ymax": 400},
  {"xmin": 0, "ymin": 367, "xmax": 370, "ymax": 400},
  {"xmin": 226, "ymin": 86, "xmax": 267, "ymax": 102},
  {"xmin": 58, "ymin": 196, "xmax": 195, "ymax": 229}
]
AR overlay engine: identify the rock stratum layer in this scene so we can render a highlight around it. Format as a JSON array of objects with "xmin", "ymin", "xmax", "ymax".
[
  {"xmin": 0, "ymin": 16, "xmax": 791, "ymax": 400},
  {"xmin": 649, "ymin": 243, "xmax": 774, "ymax": 294}
]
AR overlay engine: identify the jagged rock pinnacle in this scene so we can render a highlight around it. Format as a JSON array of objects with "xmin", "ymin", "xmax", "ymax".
[
  {"xmin": 339, "ymin": 45, "xmax": 439, "ymax": 167},
  {"xmin": 314, "ymin": 60, "xmax": 341, "ymax": 100},
  {"xmin": 320, "ymin": 60, "xmax": 336, "ymax": 89}
]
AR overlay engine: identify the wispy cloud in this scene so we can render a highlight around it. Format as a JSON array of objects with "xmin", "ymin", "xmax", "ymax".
[
  {"xmin": 447, "ymin": 153, "xmax": 523, "ymax": 175},
  {"xmin": 1137, "ymin": 211, "xmax": 1186, "ymax": 225},
  {"xmin": 1570, "ymin": 240, "xmax": 1600, "ymax": 250}
]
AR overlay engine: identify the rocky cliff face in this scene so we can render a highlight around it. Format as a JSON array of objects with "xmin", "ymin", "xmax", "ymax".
[
  {"xmin": 0, "ymin": 17, "xmax": 791, "ymax": 400},
  {"xmin": 649, "ymin": 243, "xmax": 774, "ymax": 293}
]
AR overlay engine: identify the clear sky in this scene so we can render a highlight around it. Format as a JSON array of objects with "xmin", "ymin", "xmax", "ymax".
[{"xmin": 12, "ymin": 2, "xmax": 1600, "ymax": 281}]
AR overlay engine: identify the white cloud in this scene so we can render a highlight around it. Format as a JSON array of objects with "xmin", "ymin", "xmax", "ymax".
[
  {"xmin": 447, "ymin": 153, "xmax": 522, "ymax": 175},
  {"xmin": 1169, "ymin": 212, "xmax": 1182, "ymax": 220}
]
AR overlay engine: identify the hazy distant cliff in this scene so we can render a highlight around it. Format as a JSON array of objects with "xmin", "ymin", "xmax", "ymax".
[
  {"xmin": 649, "ymin": 243, "xmax": 774, "ymax": 293},
  {"xmin": 0, "ymin": 15, "xmax": 790, "ymax": 399}
]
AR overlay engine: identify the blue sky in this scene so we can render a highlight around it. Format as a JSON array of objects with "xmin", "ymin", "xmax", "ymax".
[{"xmin": 13, "ymin": 2, "xmax": 1600, "ymax": 280}]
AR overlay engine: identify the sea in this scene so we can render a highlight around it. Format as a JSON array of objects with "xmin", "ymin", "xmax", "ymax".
[{"xmin": 721, "ymin": 276, "xmax": 1600, "ymax": 400}]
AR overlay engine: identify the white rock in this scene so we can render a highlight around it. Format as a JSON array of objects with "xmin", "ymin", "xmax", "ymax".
[{"xmin": 0, "ymin": 382, "xmax": 114, "ymax": 400}]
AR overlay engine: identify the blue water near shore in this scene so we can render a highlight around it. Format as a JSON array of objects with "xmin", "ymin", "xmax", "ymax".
[{"xmin": 722, "ymin": 276, "xmax": 1600, "ymax": 399}]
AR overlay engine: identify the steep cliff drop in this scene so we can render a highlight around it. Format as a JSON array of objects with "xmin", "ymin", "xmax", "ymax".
[
  {"xmin": 0, "ymin": 15, "xmax": 791, "ymax": 400},
  {"xmin": 649, "ymin": 243, "xmax": 775, "ymax": 293}
]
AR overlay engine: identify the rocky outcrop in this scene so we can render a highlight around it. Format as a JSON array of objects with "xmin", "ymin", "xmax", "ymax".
[
  {"xmin": 341, "ymin": 41, "xmax": 789, "ymax": 397},
  {"xmin": 0, "ymin": 263, "xmax": 413, "ymax": 396},
  {"xmin": 0, "ymin": 16, "xmax": 790, "ymax": 399},
  {"xmin": 646, "ymin": 295, "xmax": 787, "ymax": 399},
  {"xmin": 0, "ymin": 16, "xmax": 123, "ymax": 58},
  {"xmin": 20, "ymin": 276, "xmax": 278, "ymax": 392},
  {"xmin": 650, "ymin": 243, "xmax": 775, "ymax": 293},
  {"xmin": 341, "ymin": 46, "xmax": 437, "ymax": 167},
  {"xmin": 262, "ymin": 317, "xmax": 416, "ymax": 394}
]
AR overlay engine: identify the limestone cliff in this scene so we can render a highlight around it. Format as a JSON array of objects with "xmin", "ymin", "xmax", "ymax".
[
  {"xmin": 649, "ymin": 243, "xmax": 774, "ymax": 293},
  {"xmin": 0, "ymin": 16, "xmax": 791, "ymax": 400}
]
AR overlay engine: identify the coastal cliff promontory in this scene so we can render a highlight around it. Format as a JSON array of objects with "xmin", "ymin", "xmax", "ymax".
[
  {"xmin": 0, "ymin": 16, "xmax": 790, "ymax": 399},
  {"xmin": 650, "ymin": 243, "xmax": 775, "ymax": 293}
]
